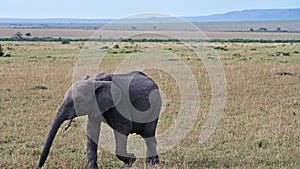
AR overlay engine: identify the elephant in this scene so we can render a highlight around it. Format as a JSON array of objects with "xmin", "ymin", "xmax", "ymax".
[{"xmin": 36, "ymin": 71, "xmax": 162, "ymax": 169}]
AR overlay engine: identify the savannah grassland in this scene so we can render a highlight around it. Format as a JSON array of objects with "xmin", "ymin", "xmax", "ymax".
[{"xmin": 0, "ymin": 39, "xmax": 299, "ymax": 169}]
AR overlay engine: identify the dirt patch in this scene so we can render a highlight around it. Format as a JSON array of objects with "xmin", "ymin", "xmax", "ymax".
[
  {"xmin": 274, "ymin": 72, "xmax": 296, "ymax": 76},
  {"xmin": 31, "ymin": 85, "xmax": 48, "ymax": 90},
  {"xmin": 270, "ymin": 52, "xmax": 290, "ymax": 57}
]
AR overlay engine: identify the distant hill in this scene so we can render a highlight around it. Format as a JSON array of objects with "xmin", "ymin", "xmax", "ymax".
[
  {"xmin": 184, "ymin": 8, "xmax": 300, "ymax": 22},
  {"xmin": 0, "ymin": 8, "xmax": 299, "ymax": 23}
]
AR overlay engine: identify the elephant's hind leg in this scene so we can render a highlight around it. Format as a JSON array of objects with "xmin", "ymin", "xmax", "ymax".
[
  {"xmin": 114, "ymin": 131, "xmax": 136, "ymax": 166},
  {"xmin": 87, "ymin": 116, "xmax": 101, "ymax": 169},
  {"xmin": 140, "ymin": 122, "xmax": 159, "ymax": 165},
  {"xmin": 144, "ymin": 137, "xmax": 159, "ymax": 165}
]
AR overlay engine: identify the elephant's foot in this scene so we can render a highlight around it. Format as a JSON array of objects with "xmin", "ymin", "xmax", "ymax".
[
  {"xmin": 146, "ymin": 155, "xmax": 159, "ymax": 165},
  {"xmin": 88, "ymin": 160, "xmax": 99, "ymax": 169},
  {"xmin": 117, "ymin": 153, "xmax": 136, "ymax": 167}
]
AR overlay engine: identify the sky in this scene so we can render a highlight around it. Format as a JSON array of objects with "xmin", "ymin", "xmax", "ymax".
[{"xmin": 1, "ymin": 0, "xmax": 299, "ymax": 19}]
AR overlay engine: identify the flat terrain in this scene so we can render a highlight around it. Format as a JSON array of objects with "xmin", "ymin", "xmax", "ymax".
[
  {"xmin": 1, "ymin": 20, "xmax": 300, "ymax": 31},
  {"xmin": 1, "ymin": 28, "xmax": 300, "ymax": 40},
  {"xmin": 0, "ymin": 41, "xmax": 299, "ymax": 168},
  {"xmin": 1, "ymin": 20, "xmax": 300, "ymax": 40}
]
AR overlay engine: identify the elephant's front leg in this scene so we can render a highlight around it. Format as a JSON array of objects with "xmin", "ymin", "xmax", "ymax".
[
  {"xmin": 87, "ymin": 116, "xmax": 101, "ymax": 169},
  {"xmin": 114, "ymin": 131, "xmax": 136, "ymax": 166}
]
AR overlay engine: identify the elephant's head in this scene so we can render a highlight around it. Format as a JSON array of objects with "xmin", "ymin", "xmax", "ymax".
[{"xmin": 36, "ymin": 76, "xmax": 121, "ymax": 169}]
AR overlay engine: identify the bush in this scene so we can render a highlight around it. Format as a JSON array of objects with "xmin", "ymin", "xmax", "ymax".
[
  {"xmin": 113, "ymin": 44, "xmax": 120, "ymax": 49},
  {"xmin": 0, "ymin": 44, "xmax": 4, "ymax": 56},
  {"xmin": 214, "ymin": 46, "xmax": 228, "ymax": 51},
  {"xmin": 12, "ymin": 32, "xmax": 23, "ymax": 40},
  {"xmin": 25, "ymin": 32, "xmax": 32, "ymax": 38},
  {"xmin": 61, "ymin": 39, "xmax": 70, "ymax": 44},
  {"xmin": 4, "ymin": 54, "xmax": 11, "ymax": 57}
]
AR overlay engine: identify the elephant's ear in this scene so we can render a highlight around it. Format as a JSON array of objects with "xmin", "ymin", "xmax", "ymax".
[{"xmin": 93, "ymin": 81, "xmax": 122, "ymax": 117}]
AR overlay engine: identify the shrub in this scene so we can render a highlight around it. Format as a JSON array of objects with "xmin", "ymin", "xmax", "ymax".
[
  {"xmin": 12, "ymin": 32, "xmax": 23, "ymax": 40},
  {"xmin": 113, "ymin": 44, "xmax": 120, "ymax": 49},
  {"xmin": 101, "ymin": 46, "xmax": 110, "ymax": 49},
  {"xmin": 61, "ymin": 39, "xmax": 70, "ymax": 44},
  {"xmin": 25, "ymin": 32, "xmax": 32, "ymax": 38},
  {"xmin": 214, "ymin": 46, "xmax": 228, "ymax": 51},
  {"xmin": 0, "ymin": 44, "xmax": 4, "ymax": 56}
]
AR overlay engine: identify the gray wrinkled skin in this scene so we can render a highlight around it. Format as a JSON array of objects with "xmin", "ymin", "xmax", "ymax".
[{"xmin": 36, "ymin": 71, "xmax": 161, "ymax": 169}]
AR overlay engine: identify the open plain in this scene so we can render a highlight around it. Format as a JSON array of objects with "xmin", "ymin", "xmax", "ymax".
[{"xmin": 0, "ymin": 39, "xmax": 299, "ymax": 168}]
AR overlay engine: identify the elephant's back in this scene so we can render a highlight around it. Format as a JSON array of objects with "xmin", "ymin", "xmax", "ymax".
[
  {"xmin": 128, "ymin": 72, "xmax": 160, "ymax": 112},
  {"xmin": 95, "ymin": 71, "xmax": 161, "ymax": 112}
]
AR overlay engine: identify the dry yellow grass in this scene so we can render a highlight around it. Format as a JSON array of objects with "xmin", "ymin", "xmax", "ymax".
[{"xmin": 0, "ymin": 42, "xmax": 299, "ymax": 168}]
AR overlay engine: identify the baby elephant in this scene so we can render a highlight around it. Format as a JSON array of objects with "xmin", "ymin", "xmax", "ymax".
[{"xmin": 36, "ymin": 71, "xmax": 162, "ymax": 169}]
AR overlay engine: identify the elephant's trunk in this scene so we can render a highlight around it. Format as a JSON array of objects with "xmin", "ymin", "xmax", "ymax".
[{"xmin": 36, "ymin": 106, "xmax": 67, "ymax": 168}]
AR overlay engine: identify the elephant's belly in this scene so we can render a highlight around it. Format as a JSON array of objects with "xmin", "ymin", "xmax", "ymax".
[{"xmin": 131, "ymin": 122, "xmax": 146, "ymax": 134}]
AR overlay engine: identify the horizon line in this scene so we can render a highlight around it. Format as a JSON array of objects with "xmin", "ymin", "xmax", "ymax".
[{"xmin": 0, "ymin": 7, "xmax": 299, "ymax": 20}]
